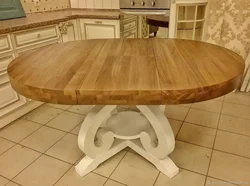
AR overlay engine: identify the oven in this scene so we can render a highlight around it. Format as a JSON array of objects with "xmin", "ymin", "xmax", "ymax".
[
  {"xmin": 120, "ymin": 0, "xmax": 170, "ymax": 16},
  {"xmin": 120, "ymin": 0, "xmax": 171, "ymax": 38}
]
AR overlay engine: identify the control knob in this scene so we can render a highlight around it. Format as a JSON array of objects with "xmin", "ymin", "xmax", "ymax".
[
  {"xmin": 130, "ymin": 1, "xmax": 135, "ymax": 6},
  {"xmin": 151, "ymin": 1, "xmax": 155, "ymax": 6},
  {"xmin": 141, "ymin": 1, "xmax": 145, "ymax": 6}
]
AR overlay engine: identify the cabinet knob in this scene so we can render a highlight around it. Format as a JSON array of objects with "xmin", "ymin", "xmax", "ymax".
[
  {"xmin": 141, "ymin": 1, "xmax": 145, "ymax": 6},
  {"xmin": 130, "ymin": 1, "xmax": 135, "ymax": 6},
  {"xmin": 151, "ymin": 1, "xmax": 155, "ymax": 6}
]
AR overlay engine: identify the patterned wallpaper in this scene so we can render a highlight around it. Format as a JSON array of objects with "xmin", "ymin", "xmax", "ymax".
[
  {"xmin": 204, "ymin": 0, "xmax": 250, "ymax": 91},
  {"xmin": 21, "ymin": 0, "xmax": 71, "ymax": 13},
  {"xmin": 204, "ymin": 0, "xmax": 250, "ymax": 59}
]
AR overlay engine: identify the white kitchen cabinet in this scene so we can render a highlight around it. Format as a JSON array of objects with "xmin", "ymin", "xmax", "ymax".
[
  {"xmin": 0, "ymin": 54, "xmax": 27, "ymax": 118},
  {"xmin": 59, "ymin": 20, "xmax": 81, "ymax": 42},
  {"xmin": 169, "ymin": 0, "xmax": 207, "ymax": 40},
  {"xmin": 80, "ymin": 19, "xmax": 120, "ymax": 39}
]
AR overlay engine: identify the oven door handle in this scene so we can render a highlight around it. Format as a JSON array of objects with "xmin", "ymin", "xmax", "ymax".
[{"xmin": 121, "ymin": 10, "xmax": 169, "ymax": 15}]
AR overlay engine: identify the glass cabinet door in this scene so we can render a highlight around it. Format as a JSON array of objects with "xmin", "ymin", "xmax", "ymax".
[{"xmin": 175, "ymin": 3, "xmax": 207, "ymax": 41}]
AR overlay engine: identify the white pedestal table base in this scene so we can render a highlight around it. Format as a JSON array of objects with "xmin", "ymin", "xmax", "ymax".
[{"xmin": 75, "ymin": 105, "xmax": 179, "ymax": 178}]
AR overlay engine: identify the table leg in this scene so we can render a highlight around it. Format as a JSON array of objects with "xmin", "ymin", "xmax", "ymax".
[{"xmin": 75, "ymin": 105, "xmax": 179, "ymax": 178}]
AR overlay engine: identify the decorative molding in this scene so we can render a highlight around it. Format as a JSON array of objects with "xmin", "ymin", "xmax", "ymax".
[{"xmin": 58, "ymin": 21, "xmax": 73, "ymax": 35}]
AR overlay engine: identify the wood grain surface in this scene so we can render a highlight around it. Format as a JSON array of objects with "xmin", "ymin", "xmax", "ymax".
[{"xmin": 7, "ymin": 39, "xmax": 245, "ymax": 105}]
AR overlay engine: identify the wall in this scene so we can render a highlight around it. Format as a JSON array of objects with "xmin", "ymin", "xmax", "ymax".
[
  {"xmin": 204, "ymin": 0, "xmax": 250, "ymax": 92},
  {"xmin": 70, "ymin": 0, "xmax": 119, "ymax": 9},
  {"xmin": 21, "ymin": 0, "xmax": 71, "ymax": 13}
]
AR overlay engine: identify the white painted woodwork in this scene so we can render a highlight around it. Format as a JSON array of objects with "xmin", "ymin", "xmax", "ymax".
[
  {"xmin": 122, "ymin": 29, "xmax": 137, "ymax": 38},
  {"xmin": 0, "ymin": 54, "xmax": 27, "ymax": 118},
  {"xmin": 169, "ymin": 0, "xmax": 207, "ymax": 39},
  {"xmin": 60, "ymin": 20, "xmax": 81, "ymax": 42},
  {"xmin": 76, "ymin": 105, "xmax": 179, "ymax": 178},
  {"xmin": 240, "ymin": 52, "xmax": 250, "ymax": 92},
  {"xmin": 80, "ymin": 19, "xmax": 120, "ymax": 39},
  {"xmin": 70, "ymin": 0, "xmax": 79, "ymax": 8},
  {"xmin": 13, "ymin": 25, "xmax": 59, "ymax": 49},
  {"xmin": 0, "ymin": 35, "xmax": 12, "ymax": 54}
]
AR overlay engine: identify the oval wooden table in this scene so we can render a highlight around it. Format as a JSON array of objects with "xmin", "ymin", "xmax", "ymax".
[{"xmin": 7, "ymin": 39, "xmax": 245, "ymax": 179}]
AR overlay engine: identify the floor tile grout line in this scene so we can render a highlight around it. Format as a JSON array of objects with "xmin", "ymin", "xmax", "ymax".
[
  {"xmin": 216, "ymin": 128, "xmax": 250, "ymax": 138},
  {"xmin": 175, "ymin": 106, "xmax": 191, "ymax": 139},
  {"xmin": 180, "ymin": 121, "xmax": 218, "ymax": 130},
  {"xmin": 52, "ymin": 164, "xmax": 74, "ymax": 186},
  {"xmin": 206, "ymin": 175, "xmax": 241, "ymax": 186},
  {"xmin": 10, "ymin": 125, "xmax": 71, "ymax": 184},
  {"xmin": 102, "ymin": 150, "xmax": 129, "ymax": 186},
  {"xmin": 203, "ymin": 99, "xmax": 224, "ymax": 186},
  {"xmin": 152, "ymin": 172, "xmax": 160, "ymax": 186}
]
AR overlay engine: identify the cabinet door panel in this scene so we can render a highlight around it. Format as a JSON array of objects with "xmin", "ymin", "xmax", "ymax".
[
  {"xmin": 85, "ymin": 24, "xmax": 116, "ymax": 39},
  {"xmin": 0, "ymin": 54, "xmax": 26, "ymax": 117}
]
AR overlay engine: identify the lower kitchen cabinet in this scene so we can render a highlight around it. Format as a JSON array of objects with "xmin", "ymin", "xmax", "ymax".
[
  {"xmin": 0, "ymin": 54, "xmax": 26, "ymax": 118},
  {"xmin": 59, "ymin": 20, "xmax": 81, "ymax": 42},
  {"xmin": 80, "ymin": 19, "xmax": 120, "ymax": 39}
]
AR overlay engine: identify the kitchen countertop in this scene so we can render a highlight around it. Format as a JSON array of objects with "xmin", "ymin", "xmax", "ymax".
[{"xmin": 0, "ymin": 9, "xmax": 120, "ymax": 34}]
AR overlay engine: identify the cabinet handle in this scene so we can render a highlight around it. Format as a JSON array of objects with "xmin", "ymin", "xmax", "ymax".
[
  {"xmin": 94, "ymin": 21, "xmax": 102, "ymax": 24},
  {"xmin": 37, "ymin": 33, "xmax": 41, "ymax": 38}
]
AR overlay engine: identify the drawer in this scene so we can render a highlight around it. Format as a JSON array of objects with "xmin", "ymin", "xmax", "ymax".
[
  {"xmin": 0, "ymin": 54, "xmax": 15, "ymax": 81},
  {"xmin": 13, "ymin": 26, "xmax": 59, "ymax": 48},
  {"xmin": 123, "ymin": 18, "xmax": 137, "ymax": 32},
  {"xmin": 0, "ymin": 35, "xmax": 12, "ymax": 54},
  {"xmin": 122, "ymin": 29, "xmax": 137, "ymax": 38}
]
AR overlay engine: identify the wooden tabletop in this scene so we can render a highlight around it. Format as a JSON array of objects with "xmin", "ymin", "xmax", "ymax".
[
  {"xmin": 7, "ymin": 39, "xmax": 245, "ymax": 105},
  {"xmin": 147, "ymin": 15, "xmax": 169, "ymax": 28}
]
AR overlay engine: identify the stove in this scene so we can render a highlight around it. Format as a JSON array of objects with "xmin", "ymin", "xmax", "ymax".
[{"xmin": 120, "ymin": 0, "xmax": 170, "ymax": 15}]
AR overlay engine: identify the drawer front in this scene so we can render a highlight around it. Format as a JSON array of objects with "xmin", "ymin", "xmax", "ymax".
[
  {"xmin": 123, "ymin": 29, "xmax": 137, "ymax": 38},
  {"xmin": 123, "ymin": 18, "xmax": 137, "ymax": 32},
  {"xmin": 13, "ymin": 26, "xmax": 59, "ymax": 48},
  {"xmin": 0, "ymin": 55, "xmax": 15, "ymax": 76},
  {"xmin": 0, "ymin": 35, "xmax": 12, "ymax": 54}
]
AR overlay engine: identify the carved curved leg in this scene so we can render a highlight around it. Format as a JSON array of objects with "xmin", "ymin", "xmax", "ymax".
[{"xmin": 75, "ymin": 105, "xmax": 179, "ymax": 178}]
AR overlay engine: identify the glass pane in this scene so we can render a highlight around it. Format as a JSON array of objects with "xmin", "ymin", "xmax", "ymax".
[
  {"xmin": 176, "ymin": 22, "xmax": 194, "ymax": 40},
  {"xmin": 197, "ymin": 5, "xmax": 206, "ymax": 20},
  {"xmin": 195, "ymin": 21, "xmax": 204, "ymax": 41},
  {"xmin": 178, "ymin": 6, "xmax": 196, "ymax": 21}
]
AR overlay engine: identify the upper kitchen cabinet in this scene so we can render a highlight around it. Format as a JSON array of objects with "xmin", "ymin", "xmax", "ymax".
[
  {"xmin": 169, "ymin": 0, "xmax": 207, "ymax": 41},
  {"xmin": 0, "ymin": 0, "xmax": 26, "ymax": 20},
  {"xmin": 80, "ymin": 19, "xmax": 120, "ymax": 39}
]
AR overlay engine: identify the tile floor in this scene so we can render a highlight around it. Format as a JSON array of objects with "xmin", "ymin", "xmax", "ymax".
[{"xmin": 0, "ymin": 92, "xmax": 250, "ymax": 186}]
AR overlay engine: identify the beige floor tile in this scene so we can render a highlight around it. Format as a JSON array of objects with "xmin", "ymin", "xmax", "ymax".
[
  {"xmin": 155, "ymin": 169, "xmax": 206, "ymax": 186},
  {"xmin": 205, "ymin": 177, "xmax": 237, "ymax": 186},
  {"xmin": 208, "ymin": 151, "xmax": 250, "ymax": 185},
  {"xmin": 22, "ymin": 105, "xmax": 63, "ymax": 124},
  {"xmin": 219, "ymin": 115, "xmax": 250, "ymax": 136},
  {"xmin": 94, "ymin": 150, "xmax": 126, "ymax": 177},
  {"xmin": 54, "ymin": 168, "xmax": 107, "ymax": 186},
  {"xmin": 20, "ymin": 126, "xmax": 66, "ymax": 153},
  {"xmin": 104, "ymin": 180, "xmax": 125, "ymax": 186},
  {"xmin": 169, "ymin": 141, "xmax": 212, "ymax": 174},
  {"xmin": 0, "ymin": 145, "xmax": 40, "ymax": 179},
  {"xmin": 180, "ymin": 104, "xmax": 192, "ymax": 108},
  {"xmin": 165, "ymin": 105, "xmax": 189, "ymax": 121},
  {"xmin": 222, "ymin": 103, "xmax": 250, "ymax": 120},
  {"xmin": 0, "ymin": 175, "xmax": 9, "ymax": 186},
  {"xmin": 177, "ymin": 123, "xmax": 216, "ymax": 148},
  {"xmin": 191, "ymin": 100, "xmax": 223, "ymax": 113},
  {"xmin": 214, "ymin": 130, "xmax": 250, "ymax": 158},
  {"xmin": 0, "ymin": 119, "xmax": 41, "ymax": 143},
  {"xmin": 14, "ymin": 155, "xmax": 71, "ymax": 186},
  {"xmin": 169, "ymin": 119, "xmax": 182, "ymax": 137},
  {"xmin": 5, "ymin": 182, "xmax": 20, "ymax": 186},
  {"xmin": 46, "ymin": 103, "xmax": 71, "ymax": 110},
  {"xmin": 46, "ymin": 111, "xmax": 85, "ymax": 132},
  {"xmin": 67, "ymin": 105, "xmax": 93, "ymax": 115},
  {"xmin": 46, "ymin": 134, "xmax": 83, "ymax": 164},
  {"xmin": 185, "ymin": 109, "xmax": 220, "ymax": 128},
  {"xmin": 70, "ymin": 124, "xmax": 81, "ymax": 135},
  {"xmin": 224, "ymin": 92, "xmax": 250, "ymax": 106},
  {"xmin": 110, "ymin": 152, "xmax": 159, "ymax": 186},
  {"xmin": 0, "ymin": 138, "xmax": 15, "ymax": 155},
  {"xmin": 213, "ymin": 96, "xmax": 224, "ymax": 101}
]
